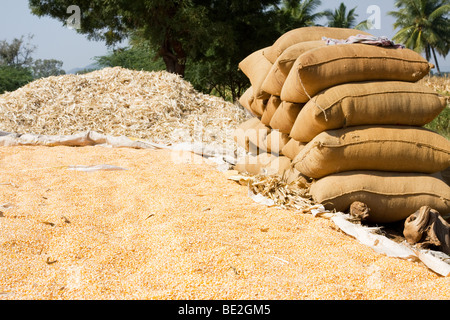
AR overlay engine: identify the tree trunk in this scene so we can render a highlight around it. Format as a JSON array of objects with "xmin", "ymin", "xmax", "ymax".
[
  {"xmin": 431, "ymin": 46, "xmax": 441, "ymax": 75},
  {"xmin": 161, "ymin": 52, "xmax": 186, "ymax": 76},
  {"xmin": 159, "ymin": 34, "xmax": 186, "ymax": 77}
]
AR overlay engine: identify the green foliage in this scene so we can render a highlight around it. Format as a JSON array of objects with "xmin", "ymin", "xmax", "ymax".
[
  {"xmin": 0, "ymin": 36, "xmax": 35, "ymax": 93},
  {"xmin": 32, "ymin": 59, "xmax": 66, "ymax": 78},
  {"xmin": 186, "ymin": 0, "xmax": 284, "ymax": 101},
  {"xmin": 425, "ymin": 105, "xmax": 450, "ymax": 139},
  {"xmin": 278, "ymin": 0, "xmax": 325, "ymax": 32},
  {"xmin": 186, "ymin": 58, "xmax": 250, "ymax": 102},
  {"xmin": 29, "ymin": 0, "xmax": 282, "ymax": 80},
  {"xmin": 0, "ymin": 35, "xmax": 65, "ymax": 89},
  {"xmin": 73, "ymin": 68, "xmax": 99, "ymax": 75},
  {"xmin": 95, "ymin": 45, "xmax": 165, "ymax": 72},
  {"xmin": 323, "ymin": 3, "xmax": 358, "ymax": 28},
  {"xmin": 388, "ymin": 0, "xmax": 450, "ymax": 74},
  {"xmin": 0, "ymin": 35, "xmax": 35, "ymax": 68},
  {"xmin": 29, "ymin": 0, "xmax": 211, "ymax": 75},
  {"xmin": 0, "ymin": 65, "xmax": 33, "ymax": 94}
]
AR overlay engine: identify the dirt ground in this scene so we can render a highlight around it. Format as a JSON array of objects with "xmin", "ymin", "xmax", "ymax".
[{"xmin": 0, "ymin": 146, "xmax": 448, "ymax": 300}]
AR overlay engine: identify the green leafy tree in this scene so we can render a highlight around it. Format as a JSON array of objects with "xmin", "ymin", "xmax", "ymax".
[
  {"xmin": 186, "ymin": 0, "xmax": 283, "ymax": 101},
  {"xmin": 95, "ymin": 45, "xmax": 165, "ymax": 72},
  {"xmin": 389, "ymin": 0, "xmax": 450, "ymax": 74},
  {"xmin": 0, "ymin": 36, "xmax": 36, "ymax": 93},
  {"xmin": 0, "ymin": 66, "xmax": 33, "ymax": 94},
  {"xmin": 278, "ymin": 0, "xmax": 325, "ymax": 32},
  {"xmin": 29, "ymin": 0, "xmax": 282, "ymax": 101},
  {"xmin": 29, "ymin": 0, "xmax": 281, "ymax": 79},
  {"xmin": 29, "ymin": 0, "xmax": 210, "ymax": 76},
  {"xmin": 32, "ymin": 59, "xmax": 66, "ymax": 78},
  {"xmin": 0, "ymin": 35, "xmax": 35, "ymax": 68},
  {"xmin": 323, "ymin": 3, "xmax": 359, "ymax": 28}
]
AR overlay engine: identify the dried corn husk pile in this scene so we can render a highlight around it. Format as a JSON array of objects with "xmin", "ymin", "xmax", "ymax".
[
  {"xmin": 227, "ymin": 171, "xmax": 317, "ymax": 212},
  {"xmin": 0, "ymin": 67, "xmax": 249, "ymax": 151}
]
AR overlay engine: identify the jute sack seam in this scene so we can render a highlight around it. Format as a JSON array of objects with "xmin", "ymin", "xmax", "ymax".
[
  {"xmin": 278, "ymin": 58, "xmax": 301, "ymax": 74},
  {"xmin": 320, "ymin": 189, "xmax": 450, "ymax": 201},
  {"xmin": 318, "ymin": 190, "xmax": 450, "ymax": 201},
  {"xmin": 285, "ymin": 69, "xmax": 329, "ymax": 118},
  {"xmin": 310, "ymin": 171, "xmax": 450, "ymax": 222},
  {"xmin": 298, "ymin": 56, "xmax": 431, "ymax": 69},
  {"xmin": 293, "ymin": 140, "xmax": 450, "ymax": 164},
  {"xmin": 286, "ymin": 65, "xmax": 312, "ymax": 99},
  {"xmin": 264, "ymin": 27, "xmax": 373, "ymax": 63},
  {"xmin": 311, "ymin": 91, "xmax": 444, "ymax": 116}
]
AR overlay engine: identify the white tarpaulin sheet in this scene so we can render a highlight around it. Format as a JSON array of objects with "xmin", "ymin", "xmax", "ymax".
[{"xmin": 0, "ymin": 131, "xmax": 163, "ymax": 149}]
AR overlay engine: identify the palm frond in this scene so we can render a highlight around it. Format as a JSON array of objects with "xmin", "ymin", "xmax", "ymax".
[{"xmin": 390, "ymin": 0, "xmax": 449, "ymax": 66}]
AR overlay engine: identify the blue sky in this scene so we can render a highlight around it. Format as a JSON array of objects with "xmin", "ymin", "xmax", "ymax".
[{"xmin": 0, "ymin": 0, "xmax": 448, "ymax": 72}]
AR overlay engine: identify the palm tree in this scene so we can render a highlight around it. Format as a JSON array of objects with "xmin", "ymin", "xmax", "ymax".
[
  {"xmin": 389, "ymin": 0, "xmax": 450, "ymax": 74},
  {"xmin": 280, "ymin": 0, "xmax": 325, "ymax": 30},
  {"xmin": 323, "ymin": 2, "xmax": 359, "ymax": 28}
]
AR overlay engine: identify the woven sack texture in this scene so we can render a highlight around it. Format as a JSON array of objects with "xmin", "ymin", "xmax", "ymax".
[
  {"xmin": 261, "ymin": 40, "xmax": 326, "ymax": 96},
  {"xmin": 440, "ymin": 167, "xmax": 450, "ymax": 186},
  {"xmin": 281, "ymin": 138, "xmax": 306, "ymax": 160},
  {"xmin": 290, "ymin": 81, "xmax": 447, "ymax": 142},
  {"xmin": 293, "ymin": 125, "xmax": 450, "ymax": 179},
  {"xmin": 261, "ymin": 95, "xmax": 281, "ymax": 126},
  {"xmin": 234, "ymin": 153, "xmax": 291, "ymax": 176},
  {"xmin": 234, "ymin": 118, "xmax": 271, "ymax": 153},
  {"xmin": 281, "ymin": 44, "xmax": 431, "ymax": 103},
  {"xmin": 265, "ymin": 155, "xmax": 293, "ymax": 176},
  {"xmin": 269, "ymin": 101, "xmax": 304, "ymax": 134},
  {"xmin": 250, "ymin": 98, "xmax": 268, "ymax": 117},
  {"xmin": 310, "ymin": 171, "xmax": 450, "ymax": 223},
  {"xmin": 265, "ymin": 130, "xmax": 290, "ymax": 155},
  {"xmin": 239, "ymin": 48, "xmax": 272, "ymax": 100},
  {"xmin": 238, "ymin": 86, "xmax": 255, "ymax": 115},
  {"xmin": 234, "ymin": 153, "xmax": 277, "ymax": 175},
  {"xmin": 233, "ymin": 118, "xmax": 269, "ymax": 151},
  {"xmin": 263, "ymin": 27, "xmax": 372, "ymax": 64}
]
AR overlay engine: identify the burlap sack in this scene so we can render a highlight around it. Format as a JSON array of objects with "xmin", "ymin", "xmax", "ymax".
[
  {"xmin": 261, "ymin": 95, "xmax": 281, "ymax": 126},
  {"xmin": 233, "ymin": 118, "xmax": 261, "ymax": 152},
  {"xmin": 232, "ymin": 117, "xmax": 271, "ymax": 153},
  {"xmin": 290, "ymin": 81, "xmax": 448, "ymax": 142},
  {"xmin": 250, "ymin": 98, "xmax": 268, "ymax": 117},
  {"xmin": 293, "ymin": 126, "xmax": 450, "ymax": 179},
  {"xmin": 238, "ymin": 87, "xmax": 255, "ymax": 115},
  {"xmin": 265, "ymin": 130, "xmax": 290, "ymax": 155},
  {"xmin": 269, "ymin": 101, "xmax": 304, "ymax": 134},
  {"xmin": 310, "ymin": 171, "xmax": 450, "ymax": 223},
  {"xmin": 281, "ymin": 44, "xmax": 431, "ymax": 103},
  {"xmin": 239, "ymin": 48, "xmax": 272, "ymax": 100},
  {"xmin": 281, "ymin": 138, "xmax": 306, "ymax": 160},
  {"xmin": 234, "ymin": 153, "xmax": 277, "ymax": 175},
  {"xmin": 261, "ymin": 41, "xmax": 327, "ymax": 96},
  {"xmin": 264, "ymin": 155, "xmax": 293, "ymax": 176},
  {"xmin": 263, "ymin": 27, "xmax": 372, "ymax": 64},
  {"xmin": 234, "ymin": 153, "xmax": 291, "ymax": 176}
]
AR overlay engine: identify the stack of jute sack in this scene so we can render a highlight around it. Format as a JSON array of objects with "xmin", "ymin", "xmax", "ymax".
[{"xmin": 234, "ymin": 26, "xmax": 450, "ymax": 223}]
